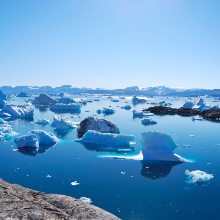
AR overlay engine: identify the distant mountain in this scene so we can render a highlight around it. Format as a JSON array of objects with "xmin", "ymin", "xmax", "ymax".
[{"xmin": 0, "ymin": 85, "xmax": 220, "ymax": 97}]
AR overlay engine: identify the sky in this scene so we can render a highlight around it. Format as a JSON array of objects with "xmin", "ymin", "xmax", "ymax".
[{"xmin": 0, "ymin": 0, "xmax": 220, "ymax": 89}]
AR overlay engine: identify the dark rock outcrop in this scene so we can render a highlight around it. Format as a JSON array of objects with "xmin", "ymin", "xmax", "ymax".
[
  {"xmin": 0, "ymin": 178, "xmax": 120, "ymax": 219},
  {"xmin": 77, "ymin": 116, "xmax": 120, "ymax": 138},
  {"xmin": 202, "ymin": 109, "xmax": 220, "ymax": 121}
]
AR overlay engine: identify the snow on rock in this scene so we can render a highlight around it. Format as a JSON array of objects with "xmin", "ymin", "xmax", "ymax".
[
  {"xmin": 142, "ymin": 131, "xmax": 186, "ymax": 162},
  {"xmin": 185, "ymin": 170, "xmax": 214, "ymax": 185},
  {"xmin": 75, "ymin": 130, "xmax": 134, "ymax": 146},
  {"xmin": 49, "ymin": 103, "xmax": 81, "ymax": 111},
  {"xmin": 32, "ymin": 94, "xmax": 57, "ymax": 105},
  {"xmin": 132, "ymin": 96, "xmax": 147, "ymax": 105},
  {"xmin": 77, "ymin": 116, "xmax": 120, "ymax": 138},
  {"xmin": 36, "ymin": 118, "xmax": 50, "ymax": 125},
  {"xmin": 0, "ymin": 90, "xmax": 7, "ymax": 108},
  {"xmin": 51, "ymin": 115, "xmax": 78, "ymax": 130},
  {"xmin": 0, "ymin": 105, "xmax": 34, "ymax": 118},
  {"xmin": 14, "ymin": 130, "xmax": 59, "ymax": 148}
]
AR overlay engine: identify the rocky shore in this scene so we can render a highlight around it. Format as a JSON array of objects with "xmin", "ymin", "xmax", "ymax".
[
  {"xmin": 145, "ymin": 106, "xmax": 220, "ymax": 121},
  {"xmin": 0, "ymin": 178, "xmax": 120, "ymax": 220}
]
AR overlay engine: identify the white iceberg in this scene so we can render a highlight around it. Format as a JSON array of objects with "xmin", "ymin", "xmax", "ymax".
[
  {"xmin": 14, "ymin": 129, "xmax": 59, "ymax": 148},
  {"xmin": 75, "ymin": 130, "xmax": 134, "ymax": 147},
  {"xmin": 141, "ymin": 117, "xmax": 157, "ymax": 125},
  {"xmin": 36, "ymin": 118, "xmax": 50, "ymax": 124},
  {"xmin": 0, "ymin": 105, "xmax": 34, "ymax": 118},
  {"xmin": 33, "ymin": 94, "xmax": 57, "ymax": 105},
  {"xmin": 142, "ymin": 131, "xmax": 186, "ymax": 162},
  {"xmin": 185, "ymin": 170, "xmax": 214, "ymax": 185},
  {"xmin": 196, "ymin": 98, "xmax": 205, "ymax": 106},
  {"xmin": 49, "ymin": 103, "xmax": 81, "ymax": 111},
  {"xmin": 0, "ymin": 118, "xmax": 16, "ymax": 140},
  {"xmin": 51, "ymin": 115, "xmax": 78, "ymax": 130},
  {"xmin": 79, "ymin": 197, "xmax": 92, "ymax": 204}
]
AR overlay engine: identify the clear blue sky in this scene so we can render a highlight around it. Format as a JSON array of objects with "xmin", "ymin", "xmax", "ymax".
[{"xmin": 0, "ymin": 0, "xmax": 219, "ymax": 89}]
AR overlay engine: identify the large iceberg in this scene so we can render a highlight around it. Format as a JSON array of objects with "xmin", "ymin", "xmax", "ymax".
[
  {"xmin": 14, "ymin": 129, "xmax": 59, "ymax": 148},
  {"xmin": 51, "ymin": 115, "xmax": 78, "ymax": 130},
  {"xmin": 57, "ymin": 97, "xmax": 76, "ymax": 104},
  {"xmin": 0, "ymin": 105, "xmax": 34, "ymax": 118},
  {"xmin": 49, "ymin": 103, "xmax": 81, "ymax": 111},
  {"xmin": 77, "ymin": 116, "xmax": 120, "ymax": 138},
  {"xmin": 32, "ymin": 94, "xmax": 57, "ymax": 105},
  {"xmin": 75, "ymin": 130, "xmax": 134, "ymax": 148},
  {"xmin": 185, "ymin": 170, "xmax": 214, "ymax": 185},
  {"xmin": 0, "ymin": 90, "xmax": 7, "ymax": 108},
  {"xmin": 142, "ymin": 131, "xmax": 186, "ymax": 162}
]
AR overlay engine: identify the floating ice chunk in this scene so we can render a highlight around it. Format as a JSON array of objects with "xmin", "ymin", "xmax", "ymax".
[
  {"xmin": 142, "ymin": 131, "xmax": 186, "ymax": 162},
  {"xmin": 196, "ymin": 98, "xmax": 205, "ymax": 106},
  {"xmin": 49, "ymin": 103, "xmax": 81, "ymax": 111},
  {"xmin": 132, "ymin": 110, "xmax": 144, "ymax": 117},
  {"xmin": 16, "ymin": 92, "xmax": 30, "ymax": 97},
  {"xmin": 75, "ymin": 130, "xmax": 134, "ymax": 147},
  {"xmin": 0, "ymin": 90, "xmax": 7, "ymax": 108},
  {"xmin": 121, "ymin": 105, "xmax": 131, "ymax": 110},
  {"xmin": 79, "ymin": 197, "xmax": 92, "ymax": 204},
  {"xmin": 46, "ymin": 175, "xmax": 51, "ymax": 178},
  {"xmin": 0, "ymin": 105, "xmax": 34, "ymax": 118},
  {"xmin": 14, "ymin": 130, "xmax": 59, "ymax": 148},
  {"xmin": 185, "ymin": 170, "xmax": 214, "ymax": 185},
  {"xmin": 71, "ymin": 181, "xmax": 80, "ymax": 186},
  {"xmin": 51, "ymin": 115, "xmax": 78, "ymax": 130},
  {"xmin": 0, "ymin": 118, "xmax": 16, "ymax": 140},
  {"xmin": 141, "ymin": 117, "xmax": 157, "ymax": 125},
  {"xmin": 183, "ymin": 101, "xmax": 194, "ymax": 108},
  {"xmin": 57, "ymin": 97, "xmax": 76, "ymax": 104},
  {"xmin": 36, "ymin": 118, "xmax": 50, "ymax": 124},
  {"xmin": 101, "ymin": 108, "xmax": 115, "ymax": 114},
  {"xmin": 132, "ymin": 96, "xmax": 147, "ymax": 105}
]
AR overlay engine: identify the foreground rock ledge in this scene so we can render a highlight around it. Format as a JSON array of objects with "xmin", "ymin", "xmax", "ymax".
[{"xmin": 0, "ymin": 178, "xmax": 120, "ymax": 220}]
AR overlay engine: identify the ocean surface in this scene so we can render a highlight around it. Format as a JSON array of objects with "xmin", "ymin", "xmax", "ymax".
[{"xmin": 0, "ymin": 95, "xmax": 220, "ymax": 219}]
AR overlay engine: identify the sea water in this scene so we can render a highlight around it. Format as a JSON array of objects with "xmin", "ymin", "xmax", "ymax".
[{"xmin": 0, "ymin": 95, "xmax": 220, "ymax": 219}]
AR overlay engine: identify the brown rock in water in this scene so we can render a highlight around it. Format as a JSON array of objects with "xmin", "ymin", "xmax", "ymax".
[{"xmin": 0, "ymin": 178, "xmax": 120, "ymax": 220}]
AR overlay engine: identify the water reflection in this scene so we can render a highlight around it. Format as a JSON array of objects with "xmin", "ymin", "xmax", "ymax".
[
  {"xmin": 17, "ymin": 144, "xmax": 54, "ymax": 157},
  {"xmin": 54, "ymin": 129, "xmax": 72, "ymax": 139},
  {"xmin": 49, "ymin": 109, "xmax": 81, "ymax": 115},
  {"xmin": 141, "ymin": 161, "xmax": 182, "ymax": 180},
  {"xmin": 80, "ymin": 142, "xmax": 134, "ymax": 153}
]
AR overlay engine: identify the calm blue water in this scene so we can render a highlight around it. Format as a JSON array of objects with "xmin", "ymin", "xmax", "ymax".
[{"xmin": 0, "ymin": 96, "xmax": 220, "ymax": 219}]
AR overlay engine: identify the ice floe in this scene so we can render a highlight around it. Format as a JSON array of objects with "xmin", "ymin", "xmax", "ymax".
[
  {"xmin": 35, "ymin": 118, "xmax": 50, "ymax": 125},
  {"xmin": 185, "ymin": 170, "xmax": 214, "ymax": 185},
  {"xmin": 79, "ymin": 197, "xmax": 92, "ymax": 204},
  {"xmin": 51, "ymin": 115, "xmax": 78, "ymax": 130},
  {"xmin": 141, "ymin": 117, "xmax": 157, "ymax": 125}
]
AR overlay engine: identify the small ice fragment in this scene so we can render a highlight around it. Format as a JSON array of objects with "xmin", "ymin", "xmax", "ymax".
[
  {"xmin": 46, "ymin": 175, "xmax": 51, "ymax": 178},
  {"xmin": 189, "ymin": 135, "xmax": 194, "ymax": 137},
  {"xmin": 121, "ymin": 172, "xmax": 126, "ymax": 174},
  {"xmin": 71, "ymin": 181, "xmax": 80, "ymax": 186},
  {"xmin": 79, "ymin": 197, "xmax": 92, "ymax": 204}
]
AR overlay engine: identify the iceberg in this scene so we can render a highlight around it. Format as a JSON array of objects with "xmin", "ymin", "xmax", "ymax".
[
  {"xmin": 79, "ymin": 197, "xmax": 92, "ymax": 204},
  {"xmin": 77, "ymin": 116, "xmax": 120, "ymax": 138},
  {"xmin": 36, "ymin": 118, "xmax": 50, "ymax": 125},
  {"xmin": 185, "ymin": 170, "xmax": 214, "ymax": 185},
  {"xmin": 141, "ymin": 117, "xmax": 157, "ymax": 125},
  {"xmin": 75, "ymin": 130, "xmax": 134, "ymax": 147},
  {"xmin": 142, "ymin": 131, "xmax": 186, "ymax": 162},
  {"xmin": 0, "ymin": 90, "xmax": 7, "ymax": 108},
  {"xmin": 183, "ymin": 101, "xmax": 194, "ymax": 108},
  {"xmin": 101, "ymin": 108, "xmax": 115, "ymax": 114},
  {"xmin": 121, "ymin": 105, "xmax": 131, "ymax": 110},
  {"xmin": 51, "ymin": 115, "xmax": 78, "ymax": 130},
  {"xmin": 132, "ymin": 110, "xmax": 144, "ymax": 117},
  {"xmin": 57, "ymin": 97, "xmax": 76, "ymax": 104},
  {"xmin": 16, "ymin": 91, "xmax": 30, "ymax": 97},
  {"xmin": 49, "ymin": 103, "xmax": 81, "ymax": 111},
  {"xmin": 0, "ymin": 118, "xmax": 16, "ymax": 140},
  {"xmin": 196, "ymin": 98, "xmax": 205, "ymax": 106},
  {"xmin": 0, "ymin": 105, "xmax": 34, "ymax": 118},
  {"xmin": 14, "ymin": 129, "xmax": 59, "ymax": 148},
  {"xmin": 32, "ymin": 94, "xmax": 57, "ymax": 105},
  {"xmin": 132, "ymin": 96, "xmax": 147, "ymax": 105}
]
